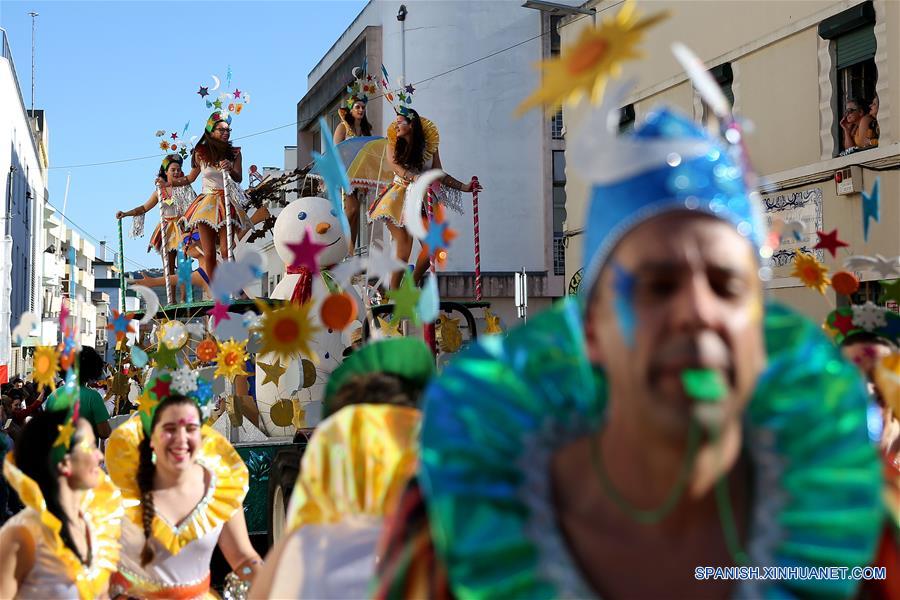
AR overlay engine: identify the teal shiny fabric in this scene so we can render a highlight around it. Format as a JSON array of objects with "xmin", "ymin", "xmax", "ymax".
[{"xmin": 419, "ymin": 299, "xmax": 884, "ymax": 599}]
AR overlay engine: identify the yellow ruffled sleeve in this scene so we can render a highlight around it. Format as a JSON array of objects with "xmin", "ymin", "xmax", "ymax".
[
  {"xmin": 105, "ymin": 414, "xmax": 249, "ymax": 555},
  {"xmin": 286, "ymin": 404, "xmax": 420, "ymax": 531},
  {"xmin": 3, "ymin": 454, "xmax": 124, "ymax": 600}
]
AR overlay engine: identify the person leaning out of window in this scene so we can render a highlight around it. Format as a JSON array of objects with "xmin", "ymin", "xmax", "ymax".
[{"xmin": 840, "ymin": 95, "xmax": 879, "ymax": 154}]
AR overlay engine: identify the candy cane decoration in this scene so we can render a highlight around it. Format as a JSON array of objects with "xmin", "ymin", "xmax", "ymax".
[
  {"xmin": 472, "ymin": 176, "xmax": 482, "ymax": 301},
  {"xmin": 156, "ymin": 184, "xmax": 173, "ymax": 305},
  {"xmin": 222, "ymin": 169, "xmax": 235, "ymax": 262},
  {"xmin": 117, "ymin": 219, "xmax": 126, "ymax": 313}
]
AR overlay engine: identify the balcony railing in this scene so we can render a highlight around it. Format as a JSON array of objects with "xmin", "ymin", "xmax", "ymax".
[{"xmin": 553, "ymin": 235, "xmax": 565, "ymax": 276}]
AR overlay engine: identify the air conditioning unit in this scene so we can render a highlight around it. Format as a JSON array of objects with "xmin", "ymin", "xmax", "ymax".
[{"xmin": 835, "ymin": 166, "xmax": 862, "ymax": 196}]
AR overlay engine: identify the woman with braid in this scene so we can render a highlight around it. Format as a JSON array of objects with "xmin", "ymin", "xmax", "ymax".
[
  {"xmin": 105, "ymin": 372, "xmax": 261, "ymax": 598},
  {"xmin": 0, "ymin": 385, "xmax": 123, "ymax": 598}
]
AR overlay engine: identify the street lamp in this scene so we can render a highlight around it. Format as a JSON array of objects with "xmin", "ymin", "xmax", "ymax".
[
  {"xmin": 522, "ymin": 1, "xmax": 596, "ymax": 23},
  {"xmin": 397, "ymin": 5, "xmax": 408, "ymax": 82}
]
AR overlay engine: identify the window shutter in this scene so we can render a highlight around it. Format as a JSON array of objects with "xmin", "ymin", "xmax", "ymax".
[{"xmin": 836, "ymin": 26, "xmax": 876, "ymax": 69}]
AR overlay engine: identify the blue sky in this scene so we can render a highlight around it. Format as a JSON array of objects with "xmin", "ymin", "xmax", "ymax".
[{"xmin": 1, "ymin": 0, "xmax": 367, "ymax": 271}]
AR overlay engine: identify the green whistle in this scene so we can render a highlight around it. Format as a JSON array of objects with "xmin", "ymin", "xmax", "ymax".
[{"xmin": 681, "ymin": 368, "xmax": 727, "ymax": 403}]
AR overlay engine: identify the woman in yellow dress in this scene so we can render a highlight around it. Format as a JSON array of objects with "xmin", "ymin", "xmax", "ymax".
[
  {"xmin": 368, "ymin": 108, "xmax": 480, "ymax": 289},
  {"xmin": 333, "ymin": 94, "xmax": 374, "ymax": 251},
  {"xmin": 0, "ymin": 388, "xmax": 123, "ymax": 599},
  {"xmin": 105, "ymin": 371, "xmax": 262, "ymax": 598},
  {"xmin": 117, "ymin": 154, "xmax": 199, "ymax": 302},
  {"xmin": 165, "ymin": 111, "xmax": 251, "ymax": 280}
]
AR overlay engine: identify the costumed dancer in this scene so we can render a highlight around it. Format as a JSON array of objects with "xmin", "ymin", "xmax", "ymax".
[
  {"xmin": 372, "ymin": 7, "xmax": 889, "ymax": 594},
  {"xmin": 251, "ymin": 338, "xmax": 433, "ymax": 598},
  {"xmin": 105, "ymin": 370, "xmax": 262, "ymax": 599},
  {"xmin": 118, "ymin": 154, "xmax": 200, "ymax": 302},
  {"xmin": 0, "ymin": 376, "xmax": 123, "ymax": 599},
  {"xmin": 368, "ymin": 78, "xmax": 480, "ymax": 289},
  {"xmin": 332, "ymin": 65, "xmax": 375, "ymax": 251},
  {"xmin": 170, "ymin": 111, "xmax": 251, "ymax": 280}
]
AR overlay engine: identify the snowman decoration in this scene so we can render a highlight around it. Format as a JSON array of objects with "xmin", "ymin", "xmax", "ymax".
[{"xmin": 251, "ymin": 196, "xmax": 364, "ymax": 437}]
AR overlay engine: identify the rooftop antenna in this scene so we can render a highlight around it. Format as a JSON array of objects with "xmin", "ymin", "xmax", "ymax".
[{"xmin": 28, "ymin": 11, "xmax": 38, "ymax": 120}]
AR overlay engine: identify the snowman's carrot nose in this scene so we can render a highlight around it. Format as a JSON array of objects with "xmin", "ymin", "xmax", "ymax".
[{"xmin": 316, "ymin": 222, "xmax": 331, "ymax": 234}]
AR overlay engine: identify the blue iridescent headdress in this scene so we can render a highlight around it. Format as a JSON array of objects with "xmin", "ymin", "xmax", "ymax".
[{"xmin": 573, "ymin": 91, "xmax": 767, "ymax": 298}]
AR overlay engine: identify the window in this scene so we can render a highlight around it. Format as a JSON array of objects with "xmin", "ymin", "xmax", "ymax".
[
  {"xmin": 701, "ymin": 63, "xmax": 733, "ymax": 125},
  {"xmin": 550, "ymin": 16, "xmax": 562, "ymax": 57},
  {"xmin": 618, "ymin": 104, "xmax": 635, "ymax": 134},
  {"xmin": 551, "ymin": 109, "xmax": 565, "ymax": 139},
  {"xmin": 819, "ymin": 1, "xmax": 878, "ymax": 155},
  {"xmin": 552, "ymin": 150, "xmax": 567, "ymax": 261}
]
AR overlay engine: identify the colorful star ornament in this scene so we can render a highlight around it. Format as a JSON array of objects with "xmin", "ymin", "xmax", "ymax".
[
  {"xmin": 437, "ymin": 313, "xmax": 464, "ymax": 353},
  {"xmin": 880, "ymin": 278, "xmax": 900, "ymax": 305},
  {"xmin": 214, "ymin": 338, "xmax": 250, "ymax": 381},
  {"xmin": 814, "ymin": 228, "xmax": 849, "ymax": 258},
  {"xmin": 107, "ymin": 310, "xmax": 135, "ymax": 342},
  {"xmin": 47, "ymin": 365, "xmax": 81, "ymax": 465},
  {"xmin": 790, "ymin": 252, "xmax": 831, "ymax": 295},
  {"xmin": 255, "ymin": 300, "xmax": 320, "ymax": 361},
  {"xmin": 138, "ymin": 370, "xmax": 214, "ymax": 435},
  {"xmin": 516, "ymin": 0, "xmax": 669, "ymax": 116},
  {"xmin": 32, "ymin": 345, "xmax": 60, "ymax": 390},
  {"xmin": 286, "ymin": 227, "xmax": 328, "ymax": 275},
  {"xmin": 258, "ymin": 359, "xmax": 287, "ymax": 387},
  {"xmin": 376, "ymin": 316, "xmax": 402, "ymax": 338},
  {"xmin": 861, "ymin": 177, "xmax": 879, "ymax": 242},
  {"xmin": 483, "ymin": 308, "xmax": 503, "ymax": 335},
  {"xmin": 197, "ymin": 86, "xmax": 209, "ymax": 98},
  {"xmin": 311, "ymin": 116, "xmax": 352, "ymax": 237},
  {"xmin": 207, "ymin": 300, "xmax": 232, "ymax": 328},
  {"xmin": 387, "ymin": 272, "xmax": 422, "ymax": 325},
  {"xmin": 152, "ymin": 342, "xmax": 179, "ymax": 370}
]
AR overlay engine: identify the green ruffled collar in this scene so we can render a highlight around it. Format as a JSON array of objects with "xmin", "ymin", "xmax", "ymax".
[{"xmin": 419, "ymin": 299, "xmax": 885, "ymax": 599}]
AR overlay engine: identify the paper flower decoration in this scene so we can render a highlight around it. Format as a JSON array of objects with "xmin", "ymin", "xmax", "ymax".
[
  {"xmin": 32, "ymin": 346, "xmax": 60, "ymax": 390},
  {"xmin": 257, "ymin": 301, "xmax": 320, "ymax": 361},
  {"xmin": 851, "ymin": 301, "xmax": 887, "ymax": 332},
  {"xmin": 214, "ymin": 338, "xmax": 249, "ymax": 381},
  {"xmin": 790, "ymin": 252, "xmax": 830, "ymax": 295},
  {"xmin": 172, "ymin": 365, "xmax": 199, "ymax": 395},
  {"xmin": 196, "ymin": 338, "xmax": 218, "ymax": 362},
  {"xmin": 516, "ymin": 0, "xmax": 668, "ymax": 116}
]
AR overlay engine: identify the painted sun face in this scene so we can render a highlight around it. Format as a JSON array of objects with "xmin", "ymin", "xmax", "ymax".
[{"xmin": 273, "ymin": 197, "xmax": 349, "ymax": 269}]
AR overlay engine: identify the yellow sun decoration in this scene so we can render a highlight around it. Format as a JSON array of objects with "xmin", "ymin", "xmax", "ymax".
[
  {"xmin": 517, "ymin": 0, "xmax": 669, "ymax": 116},
  {"xmin": 32, "ymin": 346, "xmax": 61, "ymax": 390},
  {"xmin": 256, "ymin": 301, "xmax": 320, "ymax": 362},
  {"xmin": 791, "ymin": 252, "xmax": 831, "ymax": 295},
  {"xmin": 214, "ymin": 338, "xmax": 250, "ymax": 381}
]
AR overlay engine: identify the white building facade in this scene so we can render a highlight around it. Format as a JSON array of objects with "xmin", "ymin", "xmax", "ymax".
[
  {"xmin": 296, "ymin": 0, "xmax": 568, "ymax": 323},
  {"xmin": 1, "ymin": 28, "xmax": 48, "ymax": 381}
]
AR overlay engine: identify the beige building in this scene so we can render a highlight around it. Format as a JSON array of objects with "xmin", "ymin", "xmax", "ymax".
[{"xmin": 562, "ymin": 0, "xmax": 898, "ymax": 323}]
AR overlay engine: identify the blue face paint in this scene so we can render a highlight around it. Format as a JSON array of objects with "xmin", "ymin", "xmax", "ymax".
[{"xmin": 612, "ymin": 262, "xmax": 637, "ymax": 348}]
